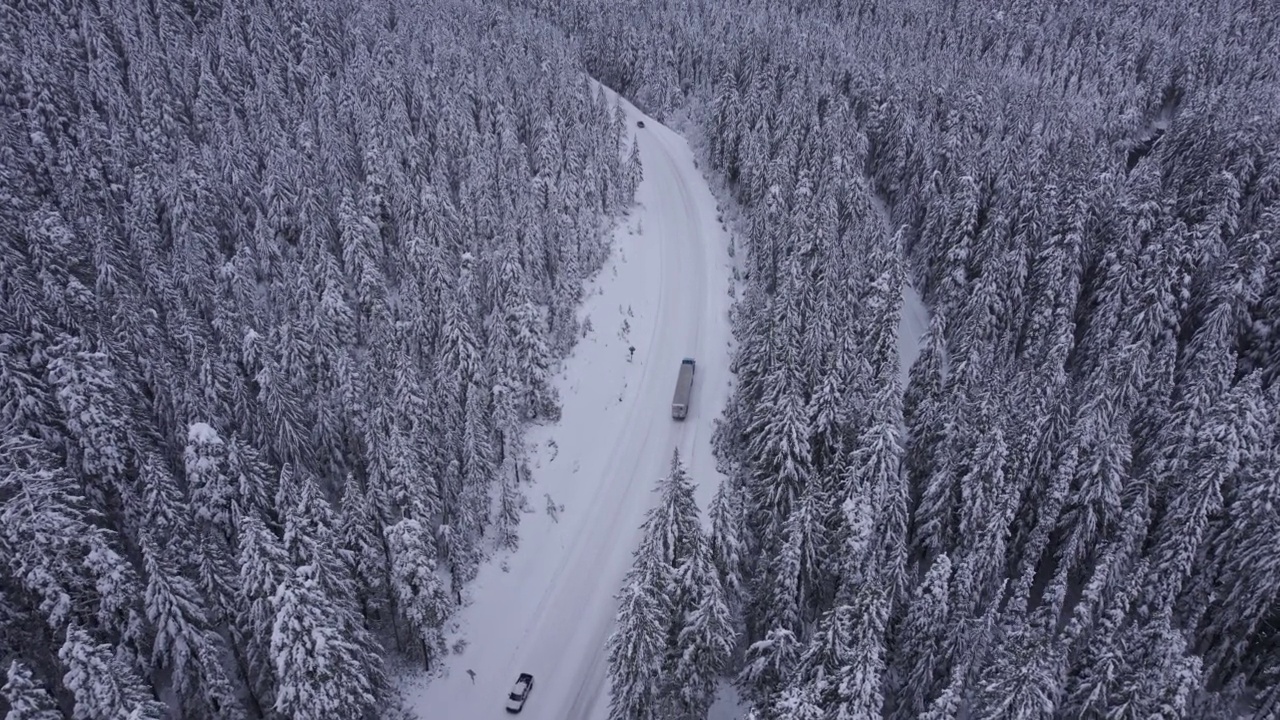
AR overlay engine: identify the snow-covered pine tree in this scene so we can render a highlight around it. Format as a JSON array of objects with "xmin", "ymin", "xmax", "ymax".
[
  {"xmin": 511, "ymin": 299, "xmax": 562, "ymax": 421},
  {"xmin": 1194, "ymin": 407, "xmax": 1280, "ymax": 684},
  {"xmin": 743, "ymin": 362, "xmax": 812, "ymax": 555},
  {"xmin": 140, "ymin": 536, "xmax": 238, "ymax": 718},
  {"xmin": 648, "ymin": 449, "xmax": 703, "ymax": 572},
  {"xmin": 270, "ymin": 564, "xmax": 380, "ymax": 720},
  {"xmin": 184, "ymin": 423, "xmax": 232, "ymax": 541},
  {"xmin": 889, "ymin": 554, "xmax": 952, "ymax": 720},
  {"xmin": 754, "ymin": 510, "xmax": 803, "ymax": 643},
  {"xmin": 792, "ymin": 480, "xmax": 834, "ymax": 623},
  {"xmin": 222, "ymin": 435, "xmax": 274, "ymax": 539},
  {"xmin": 1, "ymin": 440, "xmax": 140, "ymax": 672},
  {"xmin": 44, "ymin": 337, "xmax": 129, "ymax": 508},
  {"xmin": 806, "ymin": 362, "xmax": 847, "ymax": 475},
  {"xmin": 1144, "ymin": 372, "xmax": 1269, "ymax": 617},
  {"xmin": 770, "ymin": 684, "xmax": 825, "ymax": 720},
  {"xmin": 738, "ymin": 626, "xmax": 802, "ymax": 709},
  {"xmin": 278, "ymin": 468, "xmax": 355, "ymax": 611},
  {"xmin": 2, "ymin": 661, "xmax": 62, "ymax": 720},
  {"xmin": 829, "ymin": 584, "xmax": 890, "ymax": 720},
  {"xmin": 970, "ymin": 618, "xmax": 1060, "ymax": 720},
  {"xmin": 235, "ymin": 515, "xmax": 290, "ymax": 709},
  {"xmin": 707, "ymin": 478, "xmax": 746, "ymax": 611},
  {"xmin": 791, "ymin": 603, "xmax": 855, "ymax": 708},
  {"xmin": 671, "ymin": 537, "xmax": 737, "ymax": 719},
  {"xmin": 865, "ymin": 373, "xmax": 908, "ymax": 604},
  {"xmin": 953, "ymin": 404, "xmax": 1010, "ymax": 557},
  {"xmin": 494, "ymin": 419, "xmax": 526, "ymax": 551},
  {"xmin": 1049, "ymin": 384, "xmax": 1130, "ymax": 586},
  {"xmin": 902, "ymin": 312, "xmax": 948, "ymax": 429},
  {"xmin": 384, "ymin": 517, "xmax": 454, "ymax": 671},
  {"xmin": 607, "ymin": 533, "xmax": 673, "ymax": 720},
  {"xmin": 1005, "ymin": 402, "xmax": 1079, "ymax": 618},
  {"xmin": 918, "ymin": 663, "xmax": 964, "ymax": 720},
  {"xmin": 485, "ymin": 246, "xmax": 524, "ymax": 446},
  {"xmin": 624, "ymin": 138, "xmax": 643, "ymax": 200},
  {"xmin": 138, "ymin": 453, "xmax": 192, "ymax": 550},
  {"xmin": 338, "ymin": 476, "xmax": 393, "ymax": 627},
  {"xmin": 1107, "ymin": 608, "xmax": 1203, "ymax": 719},
  {"xmin": 456, "ymin": 379, "xmax": 496, "ymax": 583},
  {"xmin": 59, "ymin": 625, "xmax": 165, "ymax": 720}
]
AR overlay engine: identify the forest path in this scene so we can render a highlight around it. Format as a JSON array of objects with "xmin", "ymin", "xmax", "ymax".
[{"xmin": 400, "ymin": 82, "xmax": 735, "ymax": 720}]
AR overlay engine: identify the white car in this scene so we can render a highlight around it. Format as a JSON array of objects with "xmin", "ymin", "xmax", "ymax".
[{"xmin": 505, "ymin": 673, "xmax": 534, "ymax": 713}]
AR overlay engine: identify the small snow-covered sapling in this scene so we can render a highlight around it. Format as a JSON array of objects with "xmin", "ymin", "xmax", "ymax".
[{"xmin": 544, "ymin": 493, "xmax": 564, "ymax": 522}]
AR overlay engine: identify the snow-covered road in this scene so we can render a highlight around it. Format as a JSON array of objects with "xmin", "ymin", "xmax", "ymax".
[{"xmin": 401, "ymin": 84, "xmax": 735, "ymax": 720}]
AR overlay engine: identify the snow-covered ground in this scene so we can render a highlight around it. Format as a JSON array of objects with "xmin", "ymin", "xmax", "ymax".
[
  {"xmin": 707, "ymin": 680, "xmax": 747, "ymax": 720},
  {"xmin": 398, "ymin": 84, "xmax": 736, "ymax": 719},
  {"xmin": 865, "ymin": 192, "xmax": 930, "ymax": 384},
  {"xmin": 898, "ymin": 284, "xmax": 929, "ymax": 385}
]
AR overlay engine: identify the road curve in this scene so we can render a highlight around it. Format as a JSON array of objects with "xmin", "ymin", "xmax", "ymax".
[
  {"xmin": 401, "ymin": 83, "xmax": 733, "ymax": 720},
  {"xmin": 520, "ymin": 88, "xmax": 719, "ymax": 720}
]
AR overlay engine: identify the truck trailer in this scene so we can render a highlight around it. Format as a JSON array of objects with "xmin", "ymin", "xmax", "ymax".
[{"xmin": 672, "ymin": 358, "xmax": 696, "ymax": 420}]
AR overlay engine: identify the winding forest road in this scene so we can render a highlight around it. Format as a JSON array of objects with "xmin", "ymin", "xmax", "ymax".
[{"xmin": 402, "ymin": 84, "xmax": 735, "ymax": 720}]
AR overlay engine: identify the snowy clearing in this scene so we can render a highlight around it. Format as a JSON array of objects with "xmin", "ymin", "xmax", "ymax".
[
  {"xmin": 707, "ymin": 680, "xmax": 747, "ymax": 720},
  {"xmin": 898, "ymin": 283, "xmax": 929, "ymax": 386},
  {"xmin": 398, "ymin": 82, "xmax": 736, "ymax": 719}
]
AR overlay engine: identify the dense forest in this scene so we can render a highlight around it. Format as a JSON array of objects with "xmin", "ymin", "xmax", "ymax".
[
  {"xmin": 0, "ymin": 0, "xmax": 639, "ymax": 716},
  {"xmin": 6, "ymin": 0, "xmax": 1280, "ymax": 716},
  {"xmin": 508, "ymin": 0, "xmax": 1280, "ymax": 717}
]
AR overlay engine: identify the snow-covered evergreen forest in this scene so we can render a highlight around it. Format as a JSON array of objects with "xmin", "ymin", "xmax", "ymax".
[
  {"xmin": 6, "ymin": 0, "xmax": 1280, "ymax": 715},
  {"xmin": 0, "ymin": 0, "xmax": 641, "ymax": 716},
  {"xmin": 510, "ymin": 0, "xmax": 1280, "ymax": 717}
]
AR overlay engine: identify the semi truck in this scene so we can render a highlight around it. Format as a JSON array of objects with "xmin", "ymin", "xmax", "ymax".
[{"xmin": 672, "ymin": 358, "xmax": 696, "ymax": 420}]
